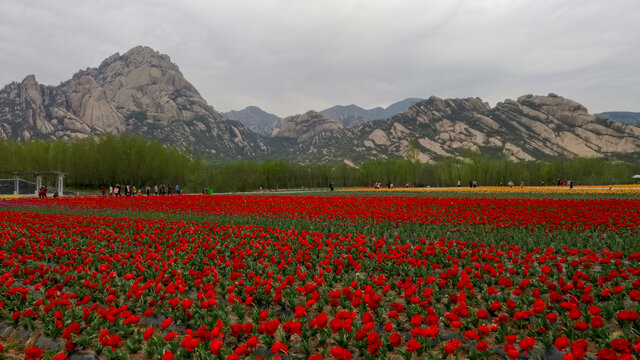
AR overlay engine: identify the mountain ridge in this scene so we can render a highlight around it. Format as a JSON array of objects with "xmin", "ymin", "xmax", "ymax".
[
  {"xmin": 223, "ymin": 106, "xmax": 280, "ymax": 137},
  {"xmin": 596, "ymin": 112, "xmax": 640, "ymax": 126},
  {"xmin": 1, "ymin": 45, "xmax": 640, "ymax": 164},
  {"xmin": 274, "ymin": 94, "xmax": 640, "ymax": 164},
  {"xmin": 319, "ymin": 98, "xmax": 423, "ymax": 127}
]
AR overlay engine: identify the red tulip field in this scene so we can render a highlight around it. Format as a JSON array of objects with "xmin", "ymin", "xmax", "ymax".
[{"xmin": 1, "ymin": 194, "xmax": 640, "ymax": 359}]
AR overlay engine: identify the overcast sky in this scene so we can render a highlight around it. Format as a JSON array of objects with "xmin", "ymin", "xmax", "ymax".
[{"xmin": 1, "ymin": 0, "xmax": 638, "ymax": 117}]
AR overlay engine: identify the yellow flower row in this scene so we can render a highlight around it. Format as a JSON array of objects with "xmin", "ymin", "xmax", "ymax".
[
  {"xmin": 0, "ymin": 195, "xmax": 23, "ymax": 199},
  {"xmin": 340, "ymin": 185, "xmax": 640, "ymax": 195}
]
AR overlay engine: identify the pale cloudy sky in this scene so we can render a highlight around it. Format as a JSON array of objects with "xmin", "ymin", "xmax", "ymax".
[{"xmin": 0, "ymin": 0, "xmax": 638, "ymax": 117}]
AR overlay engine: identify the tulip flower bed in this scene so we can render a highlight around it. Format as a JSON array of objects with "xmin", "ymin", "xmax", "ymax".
[
  {"xmin": 9, "ymin": 195, "xmax": 640, "ymax": 234},
  {"xmin": 1, "ymin": 194, "xmax": 640, "ymax": 360}
]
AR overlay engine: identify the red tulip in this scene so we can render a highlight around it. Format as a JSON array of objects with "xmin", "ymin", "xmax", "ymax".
[
  {"xmin": 294, "ymin": 305, "xmax": 307, "ymax": 318},
  {"xmin": 519, "ymin": 337, "xmax": 535, "ymax": 354},
  {"xmin": 161, "ymin": 318, "xmax": 173, "ymax": 330},
  {"xmin": 164, "ymin": 331, "xmax": 177, "ymax": 342},
  {"xmin": 555, "ymin": 336, "xmax": 570, "ymax": 351},
  {"xmin": 25, "ymin": 347, "xmax": 44, "ymax": 360},
  {"xmin": 143, "ymin": 327, "xmax": 154, "ymax": 341},
  {"xmin": 330, "ymin": 347, "xmax": 351, "ymax": 360},
  {"xmin": 271, "ymin": 341, "xmax": 288, "ymax": 354},
  {"xmin": 406, "ymin": 339, "xmax": 421, "ymax": 353},
  {"xmin": 210, "ymin": 339, "xmax": 223, "ymax": 355},
  {"xmin": 389, "ymin": 332, "xmax": 402, "ymax": 347},
  {"xmin": 246, "ymin": 336, "xmax": 259, "ymax": 348},
  {"xmin": 476, "ymin": 340, "xmax": 489, "ymax": 352},
  {"xmin": 617, "ymin": 310, "xmax": 639, "ymax": 322},
  {"xmin": 596, "ymin": 348, "xmax": 617, "ymax": 360},
  {"xmin": 443, "ymin": 339, "xmax": 462, "ymax": 355},
  {"xmin": 610, "ymin": 339, "xmax": 631, "ymax": 353}
]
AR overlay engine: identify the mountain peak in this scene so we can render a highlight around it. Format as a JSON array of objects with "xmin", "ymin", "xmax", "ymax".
[
  {"xmin": 21, "ymin": 74, "xmax": 38, "ymax": 84},
  {"xmin": 273, "ymin": 110, "xmax": 342, "ymax": 141},
  {"xmin": 224, "ymin": 106, "xmax": 280, "ymax": 137},
  {"xmin": 124, "ymin": 45, "xmax": 157, "ymax": 55},
  {"xmin": 123, "ymin": 45, "xmax": 172, "ymax": 65},
  {"xmin": 96, "ymin": 46, "xmax": 175, "ymax": 74}
]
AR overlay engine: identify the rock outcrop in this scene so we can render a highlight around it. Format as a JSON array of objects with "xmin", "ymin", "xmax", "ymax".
[
  {"xmin": 273, "ymin": 111, "xmax": 343, "ymax": 141},
  {"xmin": 0, "ymin": 46, "xmax": 269, "ymax": 159},
  {"xmin": 286, "ymin": 94, "xmax": 640, "ymax": 164}
]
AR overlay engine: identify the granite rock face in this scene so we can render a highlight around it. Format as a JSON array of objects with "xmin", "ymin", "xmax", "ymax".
[
  {"xmin": 286, "ymin": 94, "xmax": 640, "ymax": 164},
  {"xmin": 273, "ymin": 110, "xmax": 343, "ymax": 141},
  {"xmin": 0, "ymin": 46, "xmax": 269, "ymax": 160}
]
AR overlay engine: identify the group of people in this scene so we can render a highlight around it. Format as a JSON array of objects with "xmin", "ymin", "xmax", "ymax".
[
  {"xmin": 372, "ymin": 181, "xmax": 395, "ymax": 189},
  {"xmin": 557, "ymin": 179, "xmax": 575, "ymax": 188},
  {"xmin": 100, "ymin": 184, "xmax": 181, "ymax": 196},
  {"xmin": 456, "ymin": 180, "xmax": 479, "ymax": 188},
  {"xmin": 38, "ymin": 186, "xmax": 58, "ymax": 198}
]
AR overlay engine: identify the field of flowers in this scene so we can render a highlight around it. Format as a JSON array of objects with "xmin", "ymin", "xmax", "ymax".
[
  {"xmin": 341, "ymin": 185, "xmax": 640, "ymax": 197},
  {"xmin": 1, "ymin": 193, "xmax": 640, "ymax": 360}
]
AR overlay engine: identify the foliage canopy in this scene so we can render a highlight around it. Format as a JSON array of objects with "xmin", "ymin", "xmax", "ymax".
[{"xmin": 1, "ymin": 135, "xmax": 639, "ymax": 192}]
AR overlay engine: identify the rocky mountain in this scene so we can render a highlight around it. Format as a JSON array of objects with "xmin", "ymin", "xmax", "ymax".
[
  {"xmin": 223, "ymin": 106, "xmax": 280, "ymax": 137},
  {"xmin": 320, "ymin": 98, "xmax": 423, "ymax": 127},
  {"xmin": 224, "ymin": 98, "xmax": 421, "ymax": 136},
  {"xmin": 596, "ymin": 112, "xmax": 640, "ymax": 126},
  {"xmin": 280, "ymin": 93, "xmax": 640, "ymax": 164},
  {"xmin": 273, "ymin": 110, "xmax": 343, "ymax": 141},
  {"xmin": 2, "ymin": 46, "xmax": 640, "ymax": 164},
  {"xmin": 0, "ymin": 46, "xmax": 269, "ymax": 160}
]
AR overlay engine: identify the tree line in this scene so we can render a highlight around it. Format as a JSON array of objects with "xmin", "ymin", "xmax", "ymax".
[{"xmin": 1, "ymin": 135, "xmax": 639, "ymax": 193}]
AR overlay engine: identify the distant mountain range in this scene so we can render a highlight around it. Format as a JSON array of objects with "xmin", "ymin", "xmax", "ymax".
[
  {"xmin": 223, "ymin": 106, "xmax": 280, "ymax": 137},
  {"xmin": 319, "ymin": 98, "xmax": 424, "ymax": 128},
  {"xmin": 1, "ymin": 45, "xmax": 640, "ymax": 164},
  {"xmin": 223, "ymin": 98, "xmax": 423, "ymax": 136},
  {"xmin": 595, "ymin": 112, "xmax": 640, "ymax": 126}
]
